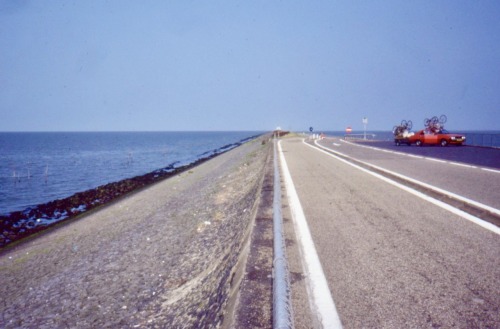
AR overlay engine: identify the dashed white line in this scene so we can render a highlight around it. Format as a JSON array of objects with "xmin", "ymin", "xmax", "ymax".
[
  {"xmin": 482, "ymin": 167, "xmax": 500, "ymax": 174},
  {"xmin": 338, "ymin": 138, "xmax": 499, "ymax": 173},
  {"xmin": 449, "ymin": 162, "xmax": 477, "ymax": 169},
  {"xmin": 310, "ymin": 140, "xmax": 500, "ymax": 235},
  {"xmin": 427, "ymin": 158, "xmax": 447, "ymax": 163},
  {"xmin": 278, "ymin": 140, "xmax": 343, "ymax": 329}
]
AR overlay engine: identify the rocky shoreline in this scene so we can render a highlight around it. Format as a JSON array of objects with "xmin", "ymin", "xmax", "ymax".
[{"xmin": 0, "ymin": 134, "xmax": 261, "ymax": 249}]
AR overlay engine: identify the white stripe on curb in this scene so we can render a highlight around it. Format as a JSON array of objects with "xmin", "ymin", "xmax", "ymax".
[{"xmin": 278, "ymin": 140, "xmax": 343, "ymax": 329}]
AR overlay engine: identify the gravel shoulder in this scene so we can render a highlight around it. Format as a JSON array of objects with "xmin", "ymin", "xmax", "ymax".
[{"xmin": 0, "ymin": 136, "xmax": 271, "ymax": 329}]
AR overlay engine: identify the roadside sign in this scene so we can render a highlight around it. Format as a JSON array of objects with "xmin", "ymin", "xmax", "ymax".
[{"xmin": 362, "ymin": 117, "xmax": 368, "ymax": 139}]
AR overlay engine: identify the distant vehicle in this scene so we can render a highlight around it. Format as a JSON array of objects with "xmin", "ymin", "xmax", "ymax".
[{"xmin": 396, "ymin": 129, "xmax": 466, "ymax": 146}]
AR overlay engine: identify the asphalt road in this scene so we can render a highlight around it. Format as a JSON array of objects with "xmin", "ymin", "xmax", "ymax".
[
  {"xmin": 318, "ymin": 137, "xmax": 500, "ymax": 211},
  {"xmin": 279, "ymin": 137, "xmax": 500, "ymax": 328},
  {"xmin": 343, "ymin": 138, "xmax": 500, "ymax": 170}
]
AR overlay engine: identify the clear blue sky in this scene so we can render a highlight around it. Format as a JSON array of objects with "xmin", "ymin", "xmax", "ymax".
[{"xmin": 1, "ymin": 1, "xmax": 499, "ymax": 132}]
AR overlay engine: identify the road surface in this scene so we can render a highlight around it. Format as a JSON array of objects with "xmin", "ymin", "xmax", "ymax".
[{"xmin": 280, "ymin": 137, "xmax": 500, "ymax": 328}]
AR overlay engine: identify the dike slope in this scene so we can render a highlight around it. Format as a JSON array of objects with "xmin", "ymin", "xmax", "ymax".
[{"xmin": 0, "ymin": 136, "xmax": 271, "ymax": 329}]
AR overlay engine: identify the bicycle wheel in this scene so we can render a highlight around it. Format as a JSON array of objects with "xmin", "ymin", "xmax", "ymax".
[
  {"xmin": 431, "ymin": 116, "xmax": 439, "ymax": 124},
  {"xmin": 407, "ymin": 120, "xmax": 413, "ymax": 130},
  {"xmin": 439, "ymin": 115, "xmax": 447, "ymax": 124},
  {"xmin": 401, "ymin": 120, "xmax": 407, "ymax": 127},
  {"xmin": 424, "ymin": 118, "xmax": 430, "ymax": 127}
]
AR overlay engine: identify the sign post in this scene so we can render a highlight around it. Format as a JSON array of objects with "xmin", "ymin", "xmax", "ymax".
[{"xmin": 362, "ymin": 117, "xmax": 368, "ymax": 140}]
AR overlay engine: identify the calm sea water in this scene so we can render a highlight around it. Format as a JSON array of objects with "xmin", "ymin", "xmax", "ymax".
[
  {"xmin": 0, "ymin": 131, "xmax": 262, "ymax": 215},
  {"xmin": 322, "ymin": 130, "xmax": 500, "ymax": 148}
]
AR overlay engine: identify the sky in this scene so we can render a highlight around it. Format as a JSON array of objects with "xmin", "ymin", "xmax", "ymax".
[{"xmin": 1, "ymin": 1, "xmax": 499, "ymax": 132}]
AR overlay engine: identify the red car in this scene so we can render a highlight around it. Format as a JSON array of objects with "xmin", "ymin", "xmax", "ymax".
[{"xmin": 408, "ymin": 129, "xmax": 466, "ymax": 146}]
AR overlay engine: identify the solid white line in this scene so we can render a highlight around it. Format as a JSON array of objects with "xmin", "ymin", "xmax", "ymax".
[
  {"xmin": 309, "ymin": 140, "xmax": 500, "ymax": 235},
  {"xmin": 315, "ymin": 141, "xmax": 500, "ymax": 217},
  {"xmin": 482, "ymin": 167, "xmax": 500, "ymax": 174},
  {"xmin": 278, "ymin": 140, "xmax": 343, "ymax": 329},
  {"xmin": 339, "ymin": 139, "xmax": 500, "ymax": 173}
]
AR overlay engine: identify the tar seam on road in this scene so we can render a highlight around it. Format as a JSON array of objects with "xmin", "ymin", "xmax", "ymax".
[
  {"xmin": 307, "ymin": 139, "xmax": 500, "ymax": 236},
  {"xmin": 278, "ymin": 139, "xmax": 343, "ymax": 329}
]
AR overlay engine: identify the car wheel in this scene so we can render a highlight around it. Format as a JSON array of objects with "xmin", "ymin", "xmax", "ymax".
[
  {"xmin": 415, "ymin": 140, "xmax": 422, "ymax": 146},
  {"xmin": 440, "ymin": 139, "xmax": 448, "ymax": 147}
]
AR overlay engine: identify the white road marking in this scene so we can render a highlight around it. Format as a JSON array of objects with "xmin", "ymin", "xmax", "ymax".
[
  {"xmin": 278, "ymin": 140, "xmax": 343, "ymax": 329},
  {"xmin": 482, "ymin": 167, "xmax": 500, "ymax": 174},
  {"xmin": 449, "ymin": 162, "xmax": 477, "ymax": 169},
  {"xmin": 309, "ymin": 140, "xmax": 500, "ymax": 235},
  {"xmin": 338, "ymin": 138, "xmax": 499, "ymax": 173},
  {"xmin": 427, "ymin": 158, "xmax": 447, "ymax": 163},
  {"xmin": 316, "ymin": 141, "xmax": 500, "ymax": 216}
]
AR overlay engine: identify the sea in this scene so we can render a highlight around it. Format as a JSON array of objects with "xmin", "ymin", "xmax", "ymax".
[{"xmin": 0, "ymin": 131, "xmax": 263, "ymax": 216}]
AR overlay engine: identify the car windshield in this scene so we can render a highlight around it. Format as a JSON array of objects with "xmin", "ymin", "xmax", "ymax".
[{"xmin": 440, "ymin": 129, "xmax": 449, "ymax": 134}]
